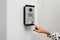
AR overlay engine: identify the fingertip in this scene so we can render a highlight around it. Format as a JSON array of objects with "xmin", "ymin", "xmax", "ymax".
[{"xmin": 32, "ymin": 21, "xmax": 34, "ymax": 24}]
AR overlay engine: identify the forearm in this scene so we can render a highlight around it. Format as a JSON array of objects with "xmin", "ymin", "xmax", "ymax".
[{"xmin": 43, "ymin": 31, "xmax": 60, "ymax": 40}]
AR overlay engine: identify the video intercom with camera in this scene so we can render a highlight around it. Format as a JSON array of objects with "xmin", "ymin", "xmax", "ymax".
[{"xmin": 23, "ymin": 5, "xmax": 35, "ymax": 26}]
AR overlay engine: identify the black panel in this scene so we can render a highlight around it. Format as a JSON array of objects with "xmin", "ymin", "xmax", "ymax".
[{"xmin": 23, "ymin": 5, "xmax": 35, "ymax": 26}]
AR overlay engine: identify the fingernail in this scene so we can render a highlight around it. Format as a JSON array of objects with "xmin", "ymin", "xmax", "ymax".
[{"xmin": 33, "ymin": 30, "xmax": 35, "ymax": 31}]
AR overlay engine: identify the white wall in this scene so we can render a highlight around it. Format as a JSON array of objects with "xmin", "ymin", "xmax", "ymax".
[{"xmin": 7, "ymin": 0, "xmax": 39, "ymax": 40}]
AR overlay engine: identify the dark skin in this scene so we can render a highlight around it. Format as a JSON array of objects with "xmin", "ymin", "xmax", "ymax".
[{"xmin": 33, "ymin": 22, "xmax": 51, "ymax": 35}]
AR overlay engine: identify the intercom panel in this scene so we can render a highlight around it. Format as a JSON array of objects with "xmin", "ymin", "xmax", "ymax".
[{"xmin": 23, "ymin": 5, "xmax": 35, "ymax": 26}]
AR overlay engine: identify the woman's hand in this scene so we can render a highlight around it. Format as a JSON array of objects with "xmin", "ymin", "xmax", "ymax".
[
  {"xmin": 33, "ymin": 24, "xmax": 45, "ymax": 33},
  {"xmin": 33, "ymin": 22, "xmax": 50, "ymax": 35}
]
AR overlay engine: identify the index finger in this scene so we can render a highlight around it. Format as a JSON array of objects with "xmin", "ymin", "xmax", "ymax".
[{"xmin": 32, "ymin": 22, "xmax": 38, "ymax": 27}]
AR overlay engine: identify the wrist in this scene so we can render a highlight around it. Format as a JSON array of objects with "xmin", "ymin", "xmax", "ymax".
[{"xmin": 43, "ymin": 31, "xmax": 51, "ymax": 35}]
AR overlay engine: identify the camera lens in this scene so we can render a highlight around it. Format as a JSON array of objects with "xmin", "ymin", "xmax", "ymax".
[{"xmin": 29, "ymin": 8, "xmax": 33, "ymax": 12}]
